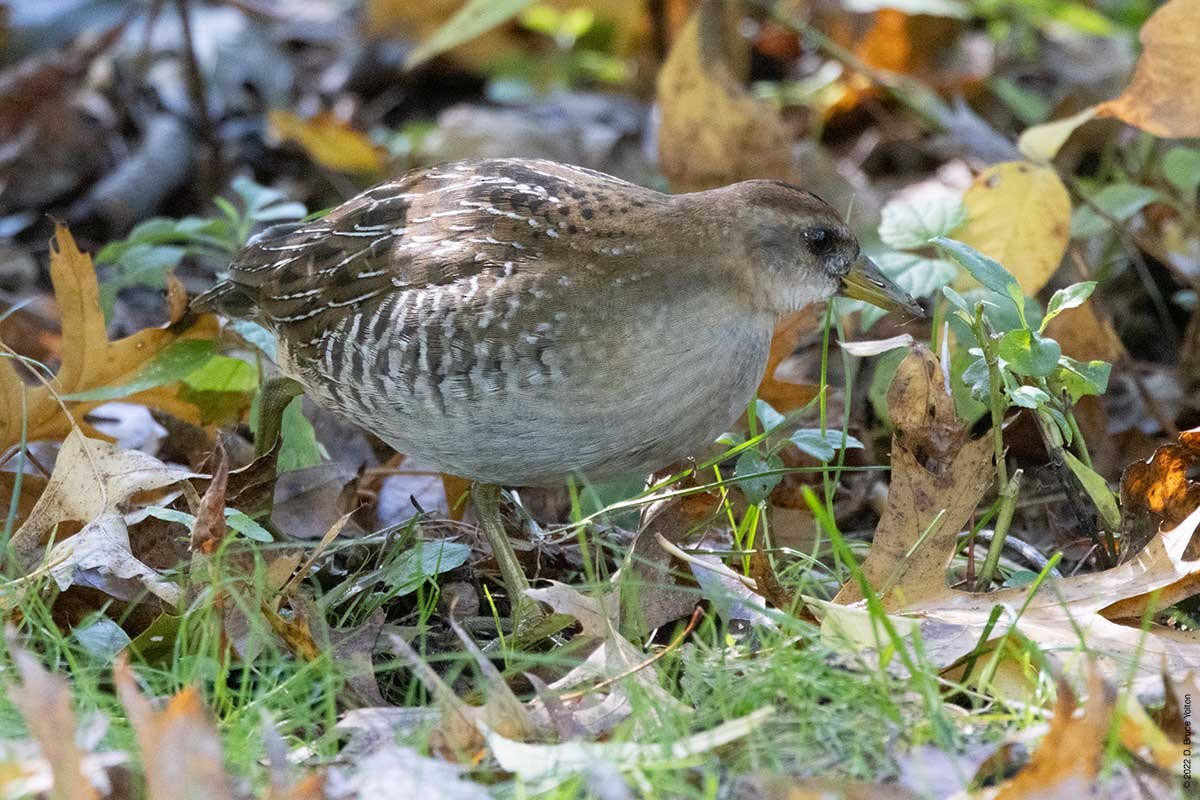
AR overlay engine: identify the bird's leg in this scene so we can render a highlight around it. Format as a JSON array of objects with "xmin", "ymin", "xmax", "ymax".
[{"xmin": 470, "ymin": 482, "xmax": 547, "ymax": 639}]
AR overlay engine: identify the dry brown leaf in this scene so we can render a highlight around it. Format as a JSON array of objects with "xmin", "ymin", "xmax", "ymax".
[
  {"xmin": 6, "ymin": 635, "xmax": 100, "ymax": 800},
  {"xmin": 267, "ymin": 110, "xmax": 387, "ymax": 175},
  {"xmin": 113, "ymin": 659, "xmax": 236, "ymax": 800},
  {"xmin": 0, "ymin": 223, "xmax": 218, "ymax": 452},
  {"xmin": 907, "ymin": 505, "xmax": 1200, "ymax": 697},
  {"xmin": 1095, "ymin": 0, "xmax": 1200, "ymax": 138},
  {"xmin": 656, "ymin": 0, "xmax": 794, "ymax": 193},
  {"xmin": 834, "ymin": 346, "xmax": 993, "ymax": 609},
  {"xmin": 993, "ymin": 669, "xmax": 1112, "ymax": 799},
  {"xmin": 1118, "ymin": 426, "xmax": 1200, "ymax": 562},
  {"xmin": 7, "ymin": 429, "xmax": 193, "ymax": 607},
  {"xmin": 758, "ymin": 309, "xmax": 822, "ymax": 414},
  {"xmin": 954, "ymin": 162, "xmax": 1072, "ymax": 297}
]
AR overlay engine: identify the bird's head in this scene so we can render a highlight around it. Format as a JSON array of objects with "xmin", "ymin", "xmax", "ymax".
[{"xmin": 713, "ymin": 180, "xmax": 924, "ymax": 318}]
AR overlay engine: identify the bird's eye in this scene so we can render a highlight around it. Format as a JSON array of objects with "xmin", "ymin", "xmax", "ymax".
[{"xmin": 804, "ymin": 227, "xmax": 834, "ymax": 255}]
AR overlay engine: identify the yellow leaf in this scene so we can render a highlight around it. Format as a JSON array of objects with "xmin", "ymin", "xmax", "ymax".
[
  {"xmin": 267, "ymin": 110, "xmax": 386, "ymax": 175},
  {"xmin": 1095, "ymin": 0, "xmax": 1200, "ymax": 138},
  {"xmin": 1018, "ymin": 105, "xmax": 1099, "ymax": 163},
  {"xmin": 954, "ymin": 162, "xmax": 1071, "ymax": 296},
  {"xmin": 0, "ymin": 223, "xmax": 218, "ymax": 451},
  {"xmin": 656, "ymin": 0, "xmax": 794, "ymax": 192}
]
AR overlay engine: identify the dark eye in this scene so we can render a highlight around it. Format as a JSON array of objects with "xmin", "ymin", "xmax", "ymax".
[{"xmin": 804, "ymin": 227, "xmax": 834, "ymax": 255}]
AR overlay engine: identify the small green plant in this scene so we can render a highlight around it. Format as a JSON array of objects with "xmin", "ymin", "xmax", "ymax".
[
  {"xmin": 934, "ymin": 236, "xmax": 1117, "ymax": 579},
  {"xmin": 95, "ymin": 177, "xmax": 306, "ymax": 317},
  {"xmin": 724, "ymin": 398, "xmax": 865, "ymax": 506}
]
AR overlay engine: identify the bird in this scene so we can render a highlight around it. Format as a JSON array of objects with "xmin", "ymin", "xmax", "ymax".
[{"xmin": 193, "ymin": 158, "xmax": 921, "ymax": 634}]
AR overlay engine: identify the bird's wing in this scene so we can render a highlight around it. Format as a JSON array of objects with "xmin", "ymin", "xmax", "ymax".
[{"xmin": 195, "ymin": 160, "xmax": 665, "ymax": 340}]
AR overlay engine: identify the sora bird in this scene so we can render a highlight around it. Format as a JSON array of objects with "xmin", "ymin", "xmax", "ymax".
[{"xmin": 193, "ymin": 158, "xmax": 921, "ymax": 633}]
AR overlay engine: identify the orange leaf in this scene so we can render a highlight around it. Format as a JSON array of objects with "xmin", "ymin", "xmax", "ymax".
[
  {"xmin": 1095, "ymin": 0, "xmax": 1200, "ymax": 138},
  {"xmin": 0, "ymin": 223, "xmax": 218, "ymax": 451}
]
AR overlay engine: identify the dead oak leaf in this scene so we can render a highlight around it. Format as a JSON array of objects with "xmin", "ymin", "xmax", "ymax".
[
  {"xmin": 7, "ymin": 429, "xmax": 193, "ymax": 607},
  {"xmin": 835, "ymin": 346, "xmax": 993, "ymax": 609},
  {"xmin": 0, "ymin": 223, "xmax": 218, "ymax": 452},
  {"xmin": 113, "ymin": 659, "xmax": 236, "ymax": 800}
]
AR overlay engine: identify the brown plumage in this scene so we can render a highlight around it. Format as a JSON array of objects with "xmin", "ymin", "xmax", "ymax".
[{"xmin": 194, "ymin": 158, "xmax": 919, "ymax": 485}]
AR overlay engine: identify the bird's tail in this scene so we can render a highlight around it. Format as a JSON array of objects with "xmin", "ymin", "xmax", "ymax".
[{"xmin": 190, "ymin": 279, "xmax": 260, "ymax": 320}]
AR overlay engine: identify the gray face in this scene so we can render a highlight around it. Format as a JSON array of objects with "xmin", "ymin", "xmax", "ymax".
[{"xmin": 746, "ymin": 214, "xmax": 862, "ymax": 313}]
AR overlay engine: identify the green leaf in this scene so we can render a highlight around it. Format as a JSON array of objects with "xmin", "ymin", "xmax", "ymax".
[
  {"xmin": 1009, "ymin": 385, "xmax": 1051, "ymax": 409},
  {"xmin": 224, "ymin": 509, "xmax": 272, "ymax": 542},
  {"xmin": 878, "ymin": 194, "xmax": 967, "ymax": 250},
  {"xmin": 949, "ymin": 348, "xmax": 988, "ymax": 424},
  {"xmin": 753, "ymin": 399, "xmax": 786, "ymax": 433},
  {"xmin": 98, "ymin": 243, "xmax": 186, "ymax": 318},
  {"xmin": 789, "ymin": 429, "xmax": 864, "ymax": 463},
  {"xmin": 960, "ymin": 353, "xmax": 992, "ymax": 403},
  {"xmin": 406, "ymin": 0, "xmax": 535, "ymax": 68},
  {"xmin": 183, "ymin": 355, "xmax": 259, "ymax": 393},
  {"xmin": 997, "ymin": 329, "xmax": 1062, "ymax": 377},
  {"xmin": 62, "ymin": 339, "xmax": 216, "ymax": 402},
  {"xmin": 381, "ymin": 540, "xmax": 472, "ymax": 597},
  {"xmin": 278, "ymin": 396, "xmax": 325, "ymax": 472},
  {"xmin": 1162, "ymin": 147, "xmax": 1200, "ymax": 198},
  {"xmin": 942, "ymin": 285, "xmax": 971, "ymax": 313},
  {"xmin": 1062, "ymin": 450, "xmax": 1121, "ymax": 531},
  {"xmin": 1070, "ymin": 183, "xmax": 1163, "ymax": 239},
  {"xmin": 1052, "ymin": 357, "xmax": 1112, "ymax": 402},
  {"xmin": 734, "ymin": 451, "xmax": 783, "ymax": 505},
  {"xmin": 226, "ymin": 320, "xmax": 278, "ymax": 362},
  {"xmin": 1042, "ymin": 281, "xmax": 1097, "ymax": 328},
  {"xmin": 145, "ymin": 505, "xmax": 271, "ymax": 543},
  {"xmin": 933, "ymin": 237, "xmax": 1022, "ymax": 315},
  {"xmin": 231, "ymin": 176, "xmax": 307, "ymax": 224}
]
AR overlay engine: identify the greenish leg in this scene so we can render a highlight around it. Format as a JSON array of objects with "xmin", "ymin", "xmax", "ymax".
[{"xmin": 470, "ymin": 483, "xmax": 547, "ymax": 639}]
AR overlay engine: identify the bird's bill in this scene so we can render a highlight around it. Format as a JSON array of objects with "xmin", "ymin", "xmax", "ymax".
[{"xmin": 839, "ymin": 256, "xmax": 925, "ymax": 318}]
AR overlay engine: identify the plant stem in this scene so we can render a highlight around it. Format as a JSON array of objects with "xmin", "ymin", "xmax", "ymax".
[
  {"xmin": 976, "ymin": 468, "xmax": 1023, "ymax": 591},
  {"xmin": 975, "ymin": 309, "xmax": 1009, "ymax": 493},
  {"xmin": 1066, "ymin": 409, "xmax": 1093, "ymax": 469}
]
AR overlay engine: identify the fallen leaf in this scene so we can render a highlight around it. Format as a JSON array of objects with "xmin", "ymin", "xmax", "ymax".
[
  {"xmin": 113, "ymin": 659, "xmax": 236, "ymax": 800},
  {"xmin": 758, "ymin": 309, "xmax": 823, "ymax": 414},
  {"xmin": 953, "ymin": 162, "xmax": 1072, "ymax": 297},
  {"xmin": 7, "ymin": 429, "xmax": 193, "ymax": 607},
  {"xmin": 267, "ymin": 110, "xmax": 386, "ymax": 175},
  {"xmin": 342, "ymin": 744, "xmax": 490, "ymax": 799},
  {"xmin": 0, "ymin": 224, "xmax": 218, "ymax": 452},
  {"xmin": 481, "ymin": 706, "xmax": 773, "ymax": 789},
  {"xmin": 834, "ymin": 347, "xmax": 993, "ymax": 608},
  {"xmin": 1118, "ymin": 426, "xmax": 1200, "ymax": 561},
  {"xmin": 6, "ymin": 634, "xmax": 101, "ymax": 800},
  {"xmin": 656, "ymin": 0, "xmax": 795, "ymax": 193},
  {"xmin": 911, "ymin": 505, "xmax": 1200, "ymax": 697},
  {"xmin": 1017, "ymin": 107, "xmax": 1099, "ymax": 163},
  {"xmin": 993, "ymin": 668, "xmax": 1112, "ymax": 799},
  {"xmin": 1095, "ymin": 0, "xmax": 1200, "ymax": 138}
]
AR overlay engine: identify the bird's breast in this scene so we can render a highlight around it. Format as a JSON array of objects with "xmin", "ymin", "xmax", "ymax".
[{"xmin": 278, "ymin": 281, "xmax": 774, "ymax": 485}]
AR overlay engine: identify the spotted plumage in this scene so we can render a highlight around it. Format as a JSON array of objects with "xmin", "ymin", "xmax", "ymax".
[{"xmin": 194, "ymin": 158, "xmax": 920, "ymax": 485}]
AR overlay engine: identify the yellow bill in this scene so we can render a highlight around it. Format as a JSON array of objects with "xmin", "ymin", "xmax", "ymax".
[{"xmin": 839, "ymin": 255, "xmax": 925, "ymax": 318}]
